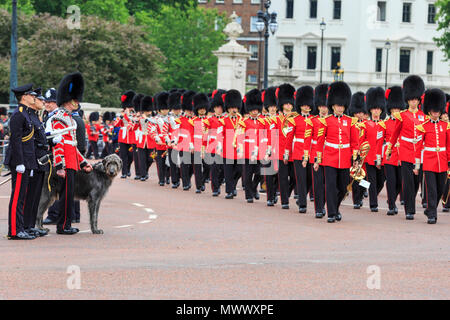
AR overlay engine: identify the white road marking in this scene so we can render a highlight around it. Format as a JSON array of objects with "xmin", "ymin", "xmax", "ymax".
[
  {"xmin": 132, "ymin": 203, "xmax": 145, "ymax": 207},
  {"xmin": 148, "ymin": 214, "xmax": 158, "ymax": 220},
  {"xmin": 138, "ymin": 220, "xmax": 152, "ymax": 224},
  {"xmin": 114, "ymin": 225, "xmax": 133, "ymax": 229},
  {"xmin": 78, "ymin": 230, "xmax": 91, "ymax": 234},
  {"xmin": 144, "ymin": 208, "xmax": 154, "ymax": 213}
]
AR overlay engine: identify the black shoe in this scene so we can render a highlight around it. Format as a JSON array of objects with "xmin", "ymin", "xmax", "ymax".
[
  {"xmin": 200, "ymin": 185, "xmax": 206, "ymax": 192},
  {"xmin": 422, "ymin": 203, "xmax": 427, "ymax": 209},
  {"xmin": 335, "ymin": 213, "xmax": 342, "ymax": 221},
  {"xmin": 225, "ymin": 193, "xmax": 234, "ymax": 199},
  {"xmin": 267, "ymin": 200, "xmax": 274, "ymax": 207},
  {"xmin": 31, "ymin": 228, "xmax": 48, "ymax": 237},
  {"xmin": 259, "ymin": 189, "xmax": 266, "ymax": 194},
  {"xmin": 299, "ymin": 207, "xmax": 307, "ymax": 214},
  {"xmin": 254, "ymin": 193, "xmax": 260, "ymax": 200},
  {"xmin": 294, "ymin": 195, "xmax": 299, "ymax": 199},
  {"xmin": 233, "ymin": 190, "xmax": 237, "ymax": 197},
  {"xmin": 205, "ymin": 179, "xmax": 210, "ymax": 184},
  {"xmin": 353, "ymin": 203, "xmax": 361, "ymax": 209},
  {"xmin": 406, "ymin": 213, "xmax": 414, "ymax": 220},
  {"xmin": 212, "ymin": 191, "xmax": 219, "ymax": 197},
  {"xmin": 9, "ymin": 231, "xmax": 36, "ymax": 240},
  {"xmin": 282, "ymin": 204, "xmax": 289, "ymax": 210},
  {"xmin": 442, "ymin": 207, "xmax": 449, "ymax": 212},
  {"xmin": 145, "ymin": 174, "xmax": 149, "ymax": 180},
  {"xmin": 387, "ymin": 209, "xmax": 395, "ymax": 216},
  {"xmin": 43, "ymin": 217, "xmax": 57, "ymax": 225},
  {"xmin": 127, "ymin": 173, "xmax": 131, "ymax": 177},
  {"xmin": 195, "ymin": 189, "xmax": 201, "ymax": 194},
  {"xmin": 363, "ymin": 191, "xmax": 368, "ymax": 198},
  {"xmin": 315, "ymin": 212, "xmax": 323, "ymax": 219},
  {"xmin": 370, "ymin": 207, "xmax": 378, "ymax": 213},
  {"xmin": 121, "ymin": 175, "xmax": 127, "ymax": 179},
  {"xmin": 25, "ymin": 229, "xmax": 40, "ymax": 237},
  {"xmin": 327, "ymin": 217, "xmax": 336, "ymax": 223},
  {"xmin": 310, "ymin": 197, "xmax": 314, "ymax": 202},
  {"xmin": 172, "ymin": 183, "xmax": 180, "ymax": 189},
  {"xmin": 159, "ymin": 182, "xmax": 165, "ymax": 186},
  {"xmin": 72, "ymin": 219, "xmax": 80, "ymax": 223},
  {"xmin": 274, "ymin": 196, "xmax": 278, "ymax": 204},
  {"xmin": 134, "ymin": 176, "xmax": 141, "ymax": 180},
  {"xmin": 183, "ymin": 185, "xmax": 191, "ymax": 191},
  {"xmin": 400, "ymin": 200, "xmax": 405, "ymax": 205},
  {"xmin": 140, "ymin": 177, "xmax": 146, "ymax": 182},
  {"xmin": 427, "ymin": 217, "xmax": 437, "ymax": 224},
  {"xmin": 247, "ymin": 199, "xmax": 254, "ymax": 203},
  {"xmin": 394, "ymin": 207, "xmax": 399, "ymax": 214},
  {"xmin": 56, "ymin": 227, "xmax": 79, "ymax": 235},
  {"xmin": 166, "ymin": 179, "xmax": 170, "ymax": 185}
]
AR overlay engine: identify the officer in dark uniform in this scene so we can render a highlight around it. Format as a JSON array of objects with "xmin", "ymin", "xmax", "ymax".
[
  {"xmin": 23, "ymin": 88, "xmax": 50, "ymax": 237},
  {"xmin": 5, "ymin": 84, "xmax": 40, "ymax": 240}
]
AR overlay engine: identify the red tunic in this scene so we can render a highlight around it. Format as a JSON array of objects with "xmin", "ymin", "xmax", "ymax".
[
  {"xmin": 416, "ymin": 120, "xmax": 450, "ymax": 173},
  {"xmin": 113, "ymin": 113, "xmax": 134, "ymax": 145},
  {"xmin": 382, "ymin": 117, "xmax": 401, "ymax": 166},
  {"xmin": 236, "ymin": 116, "xmax": 266, "ymax": 160},
  {"xmin": 359, "ymin": 119, "xmax": 386, "ymax": 166},
  {"xmin": 193, "ymin": 116, "xmax": 207, "ymax": 153},
  {"xmin": 220, "ymin": 115, "xmax": 242, "ymax": 160},
  {"xmin": 274, "ymin": 113, "xmax": 297, "ymax": 161},
  {"xmin": 176, "ymin": 115, "xmax": 194, "ymax": 152},
  {"xmin": 285, "ymin": 113, "xmax": 313, "ymax": 161},
  {"xmin": 304, "ymin": 116, "xmax": 325, "ymax": 164},
  {"xmin": 204, "ymin": 115, "xmax": 225, "ymax": 155}
]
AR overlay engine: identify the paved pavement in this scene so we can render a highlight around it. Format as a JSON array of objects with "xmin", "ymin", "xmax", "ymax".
[{"xmin": 0, "ymin": 165, "xmax": 449, "ymax": 300}]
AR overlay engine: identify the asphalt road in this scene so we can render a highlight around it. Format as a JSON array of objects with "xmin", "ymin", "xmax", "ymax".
[{"xmin": 1, "ymin": 165, "xmax": 449, "ymax": 300}]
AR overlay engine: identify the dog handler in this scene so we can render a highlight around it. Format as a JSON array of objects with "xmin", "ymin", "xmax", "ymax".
[{"xmin": 50, "ymin": 72, "xmax": 92, "ymax": 235}]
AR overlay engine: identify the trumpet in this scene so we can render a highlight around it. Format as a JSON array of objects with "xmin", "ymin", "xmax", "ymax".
[{"xmin": 346, "ymin": 141, "xmax": 371, "ymax": 193}]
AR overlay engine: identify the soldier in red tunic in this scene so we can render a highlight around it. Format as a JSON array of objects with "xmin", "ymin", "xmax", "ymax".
[
  {"xmin": 192, "ymin": 93, "xmax": 210, "ymax": 193},
  {"xmin": 86, "ymin": 111, "xmax": 101, "ymax": 159},
  {"xmin": 383, "ymin": 86, "xmax": 405, "ymax": 215},
  {"xmin": 316, "ymin": 82, "xmax": 361, "ymax": 223},
  {"xmin": 416, "ymin": 89, "xmax": 450, "ymax": 224},
  {"xmin": 114, "ymin": 90, "xmax": 136, "ymax": 178},
  {"xmin": 135, "ymin": 96, "xmax": 153, "ymax": 181},
  {"xmin": 287, "ymin": 86, "xmax": 314, "ymax": 213},
  {"xmin": 51, "ymin": 72, "xmax": 92, "ymax": 234},
  {"xmin": 385, "ymin": 75, "xmax": 426, "ymax": 220},
  {"xmin": 167, "ymin": 91, "xmax": 182, "ymax": 188}
]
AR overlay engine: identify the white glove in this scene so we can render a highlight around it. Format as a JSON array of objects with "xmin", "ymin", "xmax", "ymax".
[
  {"xmin": 16, "ymin": 164, "xmax": 25, "ymax": 173},
  {"xmin": 53, "ymin": 135, "xmax": 63, "ymax": 144}
]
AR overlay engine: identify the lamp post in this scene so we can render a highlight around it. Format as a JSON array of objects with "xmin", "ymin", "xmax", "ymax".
[
  {"xmin": 319, "ymin": 18, "xmax": 326, "ymax": 84},
  {"xmin": 384, "ymin": 40, "xmax": 391, "ymax": 90},
  {"xmin": 256, "ymin": 0, "xmax": 278, "ymax": 89},
  {"xmin": 10, "ymin": 0, "xmax": 18, "ymax": 110}
]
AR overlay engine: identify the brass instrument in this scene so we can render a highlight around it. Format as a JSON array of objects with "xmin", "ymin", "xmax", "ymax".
[{"xmin": 346, "ymin": 141, "xmax": 371, "ymax": 193}]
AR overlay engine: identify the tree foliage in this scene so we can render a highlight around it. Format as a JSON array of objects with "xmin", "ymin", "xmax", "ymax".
[
  {"xmin": 0, "ymin": 10, "xmax": 163, "ymax": 106},
  {"xmin": 137, "ymin": 1, "xmax": 226, "ymax": 92},
  {"xmin": 435, "ymin": 0, "xmax": 450, "ymax": 63}
]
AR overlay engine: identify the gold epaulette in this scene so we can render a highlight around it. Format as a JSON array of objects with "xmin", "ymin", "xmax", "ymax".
[
  {"xmin": 378, "ymin": 120, "xmax": 386, "ymax": 130},
  {"xmin": 305, "ymin": 118, "xmax": 313, "ymax": 127},
  {"xmin": 203, "ymin": 119, "xmax": 210, "ymax": 127},
  {"xmin": 238, "ymin": 120, "xmax": 246, "ymax": 128},
  {"xmin": 447, "ymin": 122, "xmax": 450, "ymax": 130},
  {"xmin": 393, "ymin": 111, "xmax": 403, "ymax": 122},
  {"xmin": 415, "ymin": 121, "xmax": 427, "ymax": 133},
  {"xmin": 188, "ymin": 119, "xmax": 194, "ymax": 126},
  {"xmin": 258, "ymin": 118, "xmax": 265, "ymax": 125},
  {"xmin": 318, "ymin": 117, "xmax": 327, "ymax": 126},
  {"xmin": 351, "ymin": 117, "xmax": 358, "ymax": 126},
  {"xmin": 219, "ymin": 118, "xmax": 225, "ymax": 126},
  {"xmin": 175, "ymin": 118, "xmax": 181, "ymax": 124}
]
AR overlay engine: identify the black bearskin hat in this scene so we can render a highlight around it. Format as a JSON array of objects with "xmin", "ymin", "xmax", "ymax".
[
  {"xmin": 263, "ymin": 87, "xmax": 277, "ymax": 109},
  {"xmin": 193, "ymin": 93, "xmax": 210, "ymax": 115},
  {"xmin": 0, "ymin": 107, "xmax": 7, "ymax": 116},
  {"xmin": 56, "ymin": 72, "xmax": 84, "ymax": 107},
  {"xmin": 327, "ymin": 81, "xmax": 352, "ymax": 110},
  {"xmin": 181, "ymin": 90, "xmax": 196, "ymax": 112},
  {"xmin": 244, "ymin": 89, "xmax": 263, "ymax": 113},
  {"xmin": 89, "ymin": 111, "xmax": 99, "ymax": 122},
  {"xmin": 156, "ymin": 92, "xmax": 169, "ymax": 111},
  {"xmin": 403, "ymin": 75, "xmax": 425, "ymax": 102},
  {"xmin": 211, "ymin": 89, "xmax": 226, "ymax": 109},
  {"xmin": 224, "ymin": 90, "xmax": 242, "ymax": 111},
  {"xmin": 141, "ymin": 95, "xmax": 153, "ymax": 112},
  {"xmin": 121, "ymin": 90, "xmax": 136, "ymax": 109},
  {"xmin": 276, "ymin": 83, "xmax": 295, "ymax": 108},
  {"xmin": 295, "ymin": 86, "xmax": 314, "ymax": 113},
  {"xmin": 385, "ymin": 86, "xmax": 405, "ymax": 114},
  {"xmin": 168, "ymin": 91, "xmax": 182, "ymax": 110},
  {"xmin": 102, "ymin": 111, "xmax": 112, "ymax": 122},
  {"xmin": 366, "ymin": 87, "xmax": 386, "ymax": 113},
  {"xmin": 132, "ymin": 94, "xmax": 144, "ymax": 112},
  {"xmin": 348, "ymin": 92, "xmax": 366, "ymax": 116},
  {"xmin": 423, "ymin": 88, "xmax": 446, "ymax": 115}
]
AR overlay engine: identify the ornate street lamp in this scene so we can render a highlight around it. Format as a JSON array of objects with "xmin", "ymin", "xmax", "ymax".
[
  {"xmin": 384, "ymin": 39, "xmax": 391, "ymax": 90},
  {"xmin": 320, "ymin": 18, "xmax": 326, "ymax": 83},
  {"xmin": 256, "ymin": 0, "xmax": 278, "ymax": 89}
]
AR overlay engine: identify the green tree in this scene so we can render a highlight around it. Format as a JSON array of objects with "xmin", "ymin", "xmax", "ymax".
[
  {"xmin": 435, "ymin": 0, "xmax": 450, "ymax": 62},
  {"xmin": 137, "ymin": 1, "xmax": 226, "ymax": 92},
  {"xmin": 0, "ymin": 10, "xmax": 164, "ymax": 106},
  {"xmin": 0, "ymin": 0, "xmax": 34, "ymax": 14},
  {"xmin": 126, "ymin": 0, "xmax": 194, "ymax": 15}
]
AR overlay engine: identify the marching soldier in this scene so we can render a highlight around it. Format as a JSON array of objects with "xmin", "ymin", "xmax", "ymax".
[
  {"xmin": 442, "ymin": 94, "xmax": 450, "ymax": 212},
  {"xmin": 386, "ymin": 75, "xmax": 426, "ymax": 220},
  {"xmin": 222, "ymin": 90, "xmax": 243, "ymax": 199},
  {"xmin": 275, "ymin": 84, "xmax": 297, "ymax": 209},
  {"xmin": 167, "ymin": 91, "xmax": 182, "ymax": 188},
  {"xmin": 416, "ymin": 89, "xmax": 450, "ymax": 224},
  {"xmin": 100, "ymin": 111, "xmax": 113, "ymax": 158},
  {"xmin": 153, "ymin": 92, "xmax": 170, "ymax": 186},
  {"xmin": 204, "ymin": 89, "xmax": 227, "ymax": 196},
  {"xmin": 304, "ymin": 83, "xmax": 329, "ymax": 218},
  {"xmin": 86, "ymin": 111, "xmax": 100, "ymax": 160},
  {"xmin": 316, "ymin": 81, "xmax": 361, "ymax": 223},
  {"xmin": 114, "ymin": 90, "xmax": 136, "ymax": 178},
  {"xmin": 131, "ymin": 94, "xmax": 144, "ymax": 180},
  {"xmin": 348, "ymin": 92, "xmax": 367, "ymax": 209},
  {"xmin": 236, "ymin": 89, "xmax": 266, "ymax": 203},
  {"xmin": 136, "ymin": 96, "xmax": 153, "ymax": 181},
  {"xmin": 361, "ymin": 87, "xmax": 387, "ymax": 212},
  {"xmin": 261, "ymin": 87, "xmax": 279, "ymax": 207},
  {"xmin": 5, "ymin": 84, "xmax": 41, "ymax": 240},
  {"xmin": 383, "ymin": 86, "xmax": 405, "ymax": 215},
  {"xmin": 192, "ymin": 93, "xmax": 210, "ymax": 193},
  {"xmin": 287, "ymin": 86, "xmax": 314, "ymax": 213},
  {"xmin": 51, "ymin": 72, "xmax": 92, "ymax": 234}
]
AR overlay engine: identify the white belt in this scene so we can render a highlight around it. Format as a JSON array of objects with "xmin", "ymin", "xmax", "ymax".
[
  {"xmin": 64, "ymin": 140, "xmax": 77, "ymax": 146},
  {"xmin": 325, "ymin": 142, "xmax": 350, "ymax": 149},
  {"xmin": 294, "ymin": 138, "xmax": 304, "ymax": 143},
  {"xmin": 311, "ymin": 140, "xmax": 317, "ymax": 145},
  {"xmin": 194, "ymin": 135, "xmax": 202, "ymax": 139},
  {"xmin": 244, "ymin": 139, "xmax": 255, "ymax": 143},
  {"xmin": 208, "ymin": 135, "xmax": 217, "ymax": 140},
  {"xmin": 179, "ymin": 134, "xmax": 188, "ymax": 138},
  {"xmin": 424, "ymin": 147, "xmax": 446, "ymax": 152},
  {"xmin": 401, "ymin": 136, "xmax": 422, "ymax": 144}
]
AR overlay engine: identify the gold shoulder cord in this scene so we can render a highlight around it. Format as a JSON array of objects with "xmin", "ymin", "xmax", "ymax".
[{"xmin": 21, "ymin": 126, "xmax": 34, "ymax": 142}]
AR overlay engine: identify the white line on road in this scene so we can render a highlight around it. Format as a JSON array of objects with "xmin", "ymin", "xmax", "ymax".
[
  {"xmin": 144, "ymin": 208, "xmax": 154, "ymax": 213},
  {"xmin": 78, "ymin": 230, "xmax": 91, "ymax": 233},
  {"xmin": 138, "ymin": 220, "xmax": 152, "ymax": 224},
  {"xmin": 132, "ymin": 203, "xmax": 145, "ymax": 207},
  {"xmin": 114, "ymin": 225, "xmax": 133, "ymax": 229},
  {"xmin": 148, "ymin": 214, "xmax": 158, "ymax": 220}
]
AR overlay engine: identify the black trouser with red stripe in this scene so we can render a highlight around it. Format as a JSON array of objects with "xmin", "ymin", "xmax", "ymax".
[
  {"xmin": 312, "ymin": 165, "xmax": 325, "ymax": 214},
  {"xmin": 224, "ymin": 159, "xmax": 242, "ymax": 194},
  {"xmin": 243, "ymin": 160, "xmax": 261, "ymax": 200},
  {"xmin": 180, "ymin": 151, "xmax": 194, "ymax": 188},
  {"xmin": 119, "ymin": 143, "xmax": 133, "ymax": 176},
  {"xmin": 193, "ymin": 151, "xmax": 207, "ymax": 190},
  {"xmin": 278, "ymin": 160, "xmax": 296, "ymax": 205},
  {"xmin": 262, "ymin": 161, "xmax": 277, "ymax": 202},
  {"xmin": 57, "ymin": 169, "xmax": 75, "ymax": 231},
  {"xmin": 366, "ymin": 164, "xmax": 386, "ymax": 209},
  {"xmin": 168, "ymin": 149, "xmax": 180, "ymax": 185},
  {"xmin": 384, "ymin": 164, "xmax": 402, "ymax": 210},
  {"xmin": 8, "ymin": 169, "xmax": 30, "ymax": 237},
  {"xmin": 293, "ymin": 160, "xmax": 312, "ymax": 209},
  {"xmin": 424, "ymin": 171, "xmax": 446, "ymax": 219},
  {"xmin": 324, "ymin": 166, "xmax": 350, "ymax": 218},
  {"xmin": 401, "ymin": 161, "xmax": 422, "ymax": 215},
  {"xmin": 209, "ymin": 154, "xmax": 224, "ymax": 193},
  {"xmin": 155, "ymin": 149, "xmax": 167, "ymax": 184},
  {"xmin": 352, "ymin": 182, "xmax": 365, "ymax": 205},
  {"xmin": 24, "ymin": 170, "xmax": 45, "ymax": 230}
]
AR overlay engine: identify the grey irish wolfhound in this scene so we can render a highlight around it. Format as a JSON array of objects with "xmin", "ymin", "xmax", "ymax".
[{"xmin": 36, "ymin": 154, "xmax": 122, "ymax": 234}]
